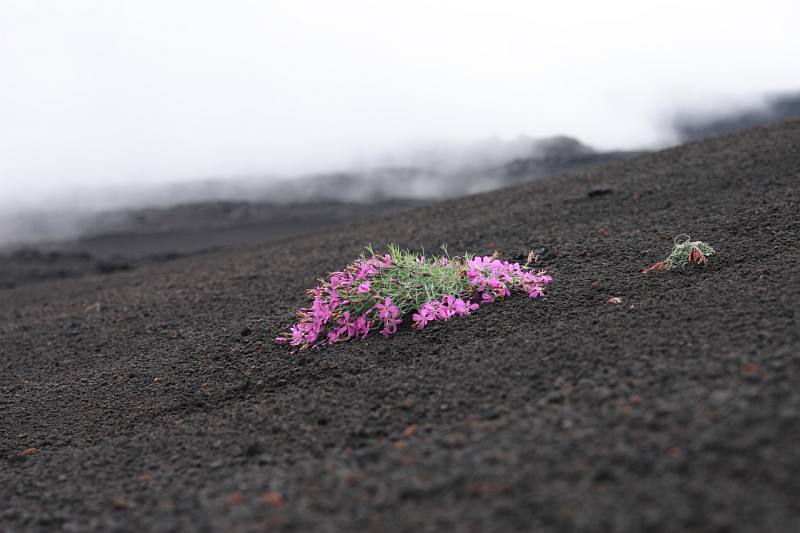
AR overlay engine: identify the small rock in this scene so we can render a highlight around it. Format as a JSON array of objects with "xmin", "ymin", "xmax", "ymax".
[
  {"xmin": 243, "ymin": 442, "xmax": 263, "ymax": 457},
  {"xmin": 446, "ymin": 433, "xmax": 465, "ymax": 447},
  {"xmin": 401, "ymin": 424, "xmax": 418, "ymax": 438},
  {"xmin": 740, "ymin": 362, "xmax": 767, "ymax": 381},
  {"xmin": 259, "ymin": 491, "xmax": 284, "ymax": 509},
  {"xmin": 111, "ymin": 496, "xmax": 129, "ymax": 510},
  {"xmin": 710, "ymin": 390, "xmax": 732, "ymax": 404},
  {"xmin": 20, "ymin": 448, "xmax": 39, "ymax": 456},
  {"xmin": 607, "ymin": 297, "xmax": 623, "ymax": 304},
  {"xmin": 588, "ymin": 188, "xmax": 613, "ymax": 198}
]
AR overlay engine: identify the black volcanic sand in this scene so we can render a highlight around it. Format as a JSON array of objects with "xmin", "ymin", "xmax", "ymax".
[{"xmin": 2, "ymin": 121, "xmax": 799, "ymax": 532}]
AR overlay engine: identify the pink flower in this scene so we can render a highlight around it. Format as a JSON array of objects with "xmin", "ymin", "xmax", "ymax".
[
  {"xmin": 311, "ymin": 297, "xmax": 331, "ymax": 324},
  {"xmin": 357, "ymin": 281, "xmax": 371, "ymax": 293},
  {"xmin": 436, "ymin": 295, "xmax": 456, "ymax": 319},
  {"xmin": 350, "ymin": 314, "xmax": 371, "ymax": 338},
  {"xmin": 330, "ymin": 272, "xmax": 352, "ymax": 288},
  {"xmin": 356, "ymin": 262, "xmax": 376, "ymax": 279},
  {"xmin": 375, "ymin": 297, "xmax": 399, "ymax": 319},
  {"xmin": 412, "ymin": 303, "xmax": 436, "ymax": 329},
  {"xmin": 338, "ymin": 311, "xmax": 356, "ymax": 337},
  {"xmin": 468, "ymin": 256, "xmax": 496, "ymax": 271},
  {"xmin": 451, "ymin": 298, "xmax": 479, "ymax": 316},
  {"xmin": 347, "ymin": 319, "xmax": 361, "ymax": 337},
  {"xmin": 290, "ymin": 323, "xmax": 317, "ymax": 346},
  {"xmin": 374, "ymin": 298, "xmax": 402, "ymax": 336},
  {"xmin": 328, "ymin": 289, "xmax": 341, "ymax": 309},
  {"xmin": 380, "ymin": 316, "xmax": 402, "ymax": 337},
  {"xmin": 327, "ymin": 328, "xmax": 343, "ymax": 345},
  {"xmin": 467, "ymin": 270, "xmax": 487, "ymax": 290},
  {"xmin": 528, "ymin": 288, "xmax": 544, "ymax": 298}
]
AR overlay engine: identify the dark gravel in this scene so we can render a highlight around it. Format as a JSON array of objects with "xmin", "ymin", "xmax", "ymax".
[{"xmin": 1, "ymin": 121, "xmax": 799, "ymax": 532}]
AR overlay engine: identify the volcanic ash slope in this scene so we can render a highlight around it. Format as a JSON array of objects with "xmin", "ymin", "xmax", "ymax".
[{"xmin": 1, "ymin": 120, "xmax": 799, "ymax": 532}]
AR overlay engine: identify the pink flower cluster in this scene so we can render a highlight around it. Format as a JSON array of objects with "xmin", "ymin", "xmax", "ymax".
[
  {"xmin": 412, "ymin": 295, "xmax": 479, "ymax": 329},
  {"xmin": 466, "ymin": 256, "xmax": 553, "ymax": 301},
  {"xmin": 275, "ymin": 254, "xmax": 392, "ymax": 348},
  {"xmin": 276, "ymin": 251, "xmax": 553, "ymax": 351},
  {"xmin": 410, "ymin": 256, "xmax": 553, "ymax": 329}
]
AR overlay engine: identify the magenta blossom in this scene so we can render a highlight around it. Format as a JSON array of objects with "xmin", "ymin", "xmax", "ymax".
[
  {"xmin": 376, "ymin": 297, "xmax": 402, "ymax": 336},
  {"xmin": 380, "ymin": 316, "xmax": 402, "ymax": 337},
  {"xmin": 357, "ymin": 281, "xmax": 371, "ymax": 293},
  {"xmin": 412, "ymin": 303, "xmax": 436, "ymax": 329},
  {"xmin": 352, "ymin": 314, "xmax": 371, "ymax": 338},
  {"xmin": 451, "ymin": 297, "xmax": 479, "ymax": 316},
  {"xmin": 436, "ymin": 296, "xmax": 454, "ymax": 319},
  {"xmin": 375, "ymin": 297, "xmax": 399, "ymax": 319}
]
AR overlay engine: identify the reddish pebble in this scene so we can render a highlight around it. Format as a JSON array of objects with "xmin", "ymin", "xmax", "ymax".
[
  {"xmin": 20, "ymin": 447, "xmax": 39, "ymax": 456},
  {"xmin": 260, "ymin": 491, "xmax": 284, "ymax": 509},
  {"xmin": 401, "ymin": 424, "xmax": 418, "ymax": 437},
  {"xmin": 111, "ymin": 497, "xmax": 128, "ymax": 509}
]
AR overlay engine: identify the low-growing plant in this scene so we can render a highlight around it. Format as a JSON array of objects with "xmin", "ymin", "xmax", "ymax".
[
  {"xmin": 643, "ymin": 234, "xmax": 716, "ymax": 273},
  {"xmin": 276, "ymin": 244, "xmax": 553, "ymax": 350}
]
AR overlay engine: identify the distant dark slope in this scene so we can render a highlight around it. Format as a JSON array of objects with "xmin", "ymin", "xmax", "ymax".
[
  {"xmin": 2, "ymin": 121, "xmax": 799, "ymax": 532},
  {"xmin": 674, "ymin": 91, "xmax": 800, "ymax": 141},
  {"xmin": 266, "ymin": 135, "xmax": 642, "ymax": 202},
  {"xmin": 500, "ymin": 136, "xmax": 644, "ymax": 184}
]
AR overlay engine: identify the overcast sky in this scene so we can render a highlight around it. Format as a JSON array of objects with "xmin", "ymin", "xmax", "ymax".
[{"xmin": 1, "ymin": 0, "xmax": 799, "ymax": 211}]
